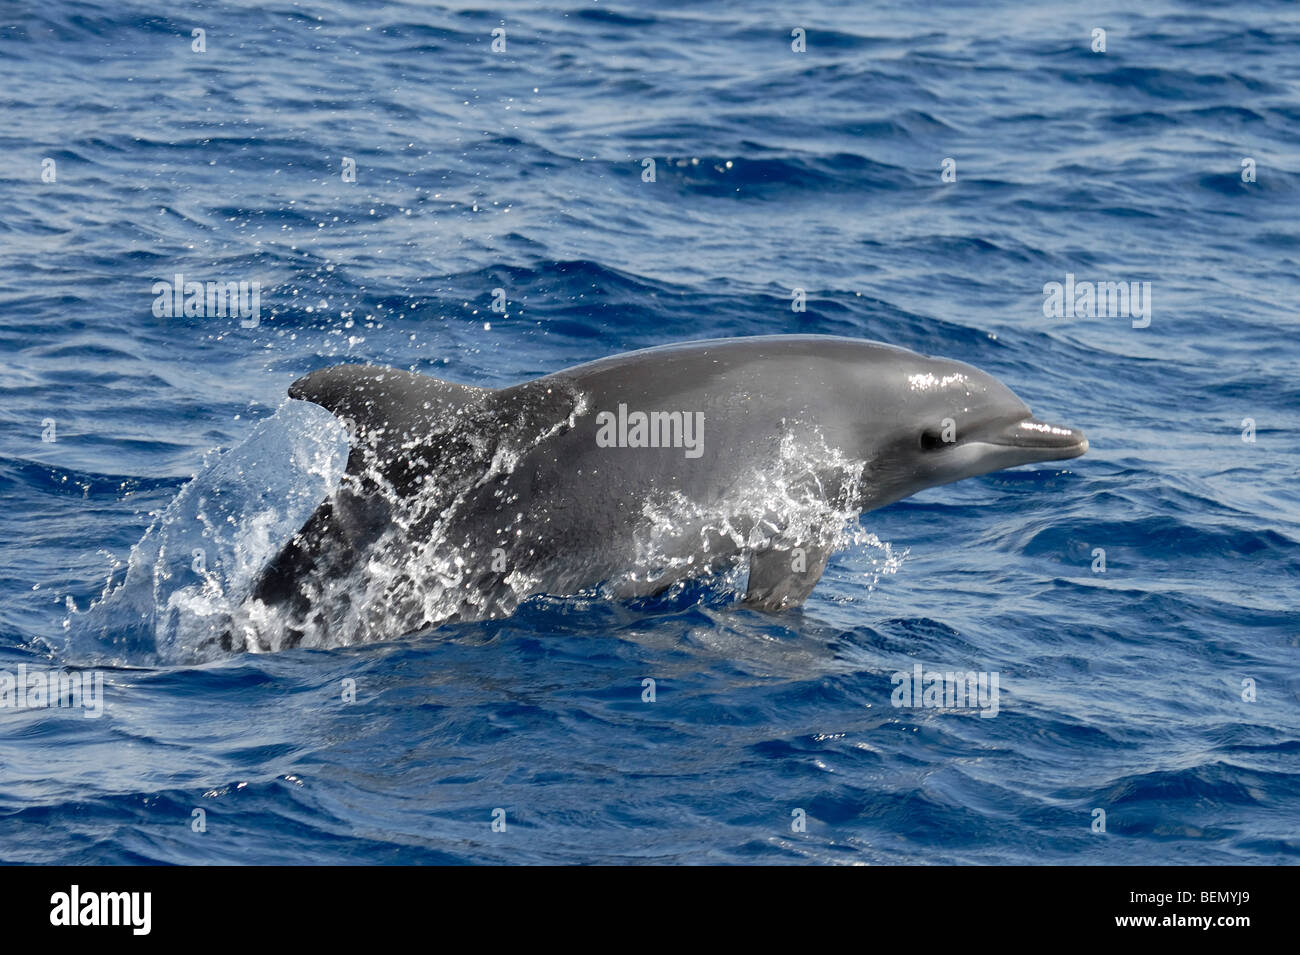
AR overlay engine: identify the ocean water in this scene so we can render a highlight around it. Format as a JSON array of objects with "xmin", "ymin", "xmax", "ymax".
[{"xmin": 1, "ymin": 0, "xmax": 1298, "ymax": 865}]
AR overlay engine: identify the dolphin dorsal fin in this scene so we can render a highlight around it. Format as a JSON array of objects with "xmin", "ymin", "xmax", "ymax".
[
  {"xmin": 287, "ymin": 365, "xmax": 581, "ymax": 497},
  {"xmin": 289, "ymin": 364, "xmax": 491, "ymax": 436},
  {"xmin": 289, "ymin": 365, "xmax": 495, "ymax": 493}
]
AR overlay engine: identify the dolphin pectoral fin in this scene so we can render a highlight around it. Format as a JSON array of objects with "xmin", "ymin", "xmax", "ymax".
[{"xmin": 743, "ymin": 542, "xmax": 830, "ymax": 611}]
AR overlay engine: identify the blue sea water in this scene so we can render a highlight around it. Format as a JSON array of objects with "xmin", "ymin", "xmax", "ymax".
[{"xmin": 1, "ymin": 0, "xmax": 1298, "ymax": 865}]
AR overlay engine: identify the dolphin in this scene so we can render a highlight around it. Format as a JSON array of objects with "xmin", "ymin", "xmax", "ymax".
[{"xmin": 239, "ymin": 335, "xmax": 1086, "ymax": 650}]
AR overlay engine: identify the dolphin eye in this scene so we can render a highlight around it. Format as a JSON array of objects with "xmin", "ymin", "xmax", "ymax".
[{"xmin": 920, "ymin": 429, "xmax": 947, "ymax": 451}]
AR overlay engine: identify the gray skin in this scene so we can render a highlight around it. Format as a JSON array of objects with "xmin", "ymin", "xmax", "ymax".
[{"xmin": 246, "ymin": 335, "xmax": 1087, "ymax": 648}]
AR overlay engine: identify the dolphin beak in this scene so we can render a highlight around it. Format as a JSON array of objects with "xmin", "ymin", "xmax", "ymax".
[{"xmin": 987, "ymin": 416, "xmax": 1089, "ymax": 461}]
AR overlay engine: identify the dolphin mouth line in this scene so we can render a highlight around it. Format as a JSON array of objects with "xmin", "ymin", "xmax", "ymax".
[{"xmin": 981, "ymin": 416, "xmax": 1089, "ymax": 459}]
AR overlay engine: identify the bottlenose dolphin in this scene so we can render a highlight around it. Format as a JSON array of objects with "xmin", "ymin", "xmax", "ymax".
[{"xmin": 240, "ymin": 335, "xmax": 1086, "ymax": 650}]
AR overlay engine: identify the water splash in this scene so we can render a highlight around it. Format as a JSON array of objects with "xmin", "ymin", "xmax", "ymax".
[
  {"xmin": 610, "ymin": 428, "xmax": 903, "ymax": 599},
  {"xmin": 63, "ymin": 401, "xmax": 349, "ymax": 665},
  {"xmin": 66, "ymin": 398, "xmax": 901, "ymax": 661}
]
